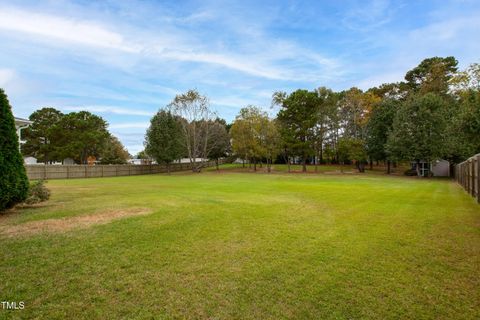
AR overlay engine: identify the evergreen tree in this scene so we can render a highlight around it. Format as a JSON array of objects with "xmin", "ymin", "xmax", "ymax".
[
  {"xmin": 448, "ymin": 90, "xmax": 480, "ymax": 160},
  {"xmin": 208, "ymin": 120, "xmax": 230, "ymax": 170},
  {"xmin": 387, "ymin": 93, "xmax": 448, "ymax": 176},
  {"xmin": 366, "ymin": 99, "xmax": 399, "ymax": 173},
  {"xmin": 337, "ymin": 137, "xmax": 368, "ymax": 172},
  {"xmin": 0, "ymin": 89, "xmax": 29, "ymax": 210},
  {"xmin": 22, "ymin": 107, "xmax": 63, "ymax": 163},
  {"xmin": 405, "ymin": 56, "xmax": 458, "ymax": 95},
  {"xmin": 100, "ymin": 135, "xmax": 130, "ymax": 164},
  {"xmin": 53, "ymin": 111, "xmax": 110, "ymax": 164},
  {"xmin": 275, "ymin": 89, "xmax": 318, "ymax": 172},
  {"xmin": 145, "ymin": 109, "xmax": 185, "ymax": 173}
]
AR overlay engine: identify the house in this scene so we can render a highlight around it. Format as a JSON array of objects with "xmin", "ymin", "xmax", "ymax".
[
  {"xmin": 63, "ymin": 158, "xmax": 75, "ymax": 165},
  {"xmin": 14, "ymin": 117, "xmax": 33, "ymax": 149},
  {"xmin": 411, "ymin": 159, "xmax": 450, "ymax": 177},
  {"xmin": 24, "ymin": 156, "xmax": 37, "ymax": 165},
  {"xmin": 128, "ymin": 158, "xmax": 153, "ymax": 165},
  {"xmin": 431, "ymin": 159, "xmax": 450, "ymax": 177}
]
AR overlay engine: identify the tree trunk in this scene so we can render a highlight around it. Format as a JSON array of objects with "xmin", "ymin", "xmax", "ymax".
[
  {"xmin": 359, "ymin": 161, "xmax": 365, "ymax": 173},
  {"xmin": 215, "ymin": 158, "xmax": 219, "ymax": 170},
  {"xmin": 253, "ymin": 158, "xmax": 257, "ymax": 171},
  {"xmin": 369, "ymin": 157, "xmax": 373, "ymax": 170},
  {"xmin": 416, "ymin": 160, "xmax": 421, "ymax": 177},
  {"xmin": 320, "ymin": 145, "xmax": 323, "ymax": 164},
  {"xmin": 267, "ymin": 158, "xmax": 271, "ymax": 173},
  {"xmin": 167, "ymin": 163, "xmax": 171, "ymax": 174},
  {"xmin": 387, "ymin": 160, "xmax": 391, "ymax": 174},
  {"xmin": 287, "ymin": 157, "xmax": 291, "ymax": 172},
  {"xmin": 242, "ymin": 159, "xmax": 245, "ymax": 168},
  {"xmin": 302, "ymin": 154, "xmax": 307, "ymax": 173}
]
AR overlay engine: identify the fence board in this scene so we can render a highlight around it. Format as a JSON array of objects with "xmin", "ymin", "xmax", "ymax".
[
  {"xmin": 25, "ymin": 160, "xmax": 224, "ymax": 180},
  {"xmin": 455, "ymin": 154, "xmax": 480, "ymax": 203}
]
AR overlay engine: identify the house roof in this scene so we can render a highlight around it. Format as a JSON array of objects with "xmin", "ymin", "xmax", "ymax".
[{"xmin": 14, "ymin": 117, "xmax": 33, "ymax": 126}]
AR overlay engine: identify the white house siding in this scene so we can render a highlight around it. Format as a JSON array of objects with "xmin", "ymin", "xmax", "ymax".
[
  {"xmin": 14, "ymin": 117, "xmax": 32, "ymax": 147},
  {"xmin": 432, "ymin": 160, "xmax": 450, "ymax": 177}
]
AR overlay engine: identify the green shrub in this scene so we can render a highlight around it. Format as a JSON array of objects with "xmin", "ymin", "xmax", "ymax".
[
  {"xmin": 0, "ymin": 88, "xmax": 29, "ymax": 211},
  {"xmin": 24, "ymin": 180, "xmax": 50, "ymax": 205}
]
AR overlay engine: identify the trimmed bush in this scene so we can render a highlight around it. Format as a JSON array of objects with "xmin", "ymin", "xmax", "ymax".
[
  {"xmin": 0, "ymin": 88, "xmax": 29, "ymax": 211},
  {"xmin": 24, "ymin": 180, "xmax": 50, "ymax": 205}
]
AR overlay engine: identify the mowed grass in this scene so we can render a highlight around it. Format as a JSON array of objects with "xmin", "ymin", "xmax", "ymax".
[{"xmin": 0, "ymin": 166, "xmax": 479, "ymax": 319}]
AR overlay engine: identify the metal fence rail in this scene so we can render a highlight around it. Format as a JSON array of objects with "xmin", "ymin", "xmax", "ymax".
[
  {"xmin": 25, "ymin": 160, "xmax": 223, "ymax": 180},
  {"xmin": 455, "ymin": 153, "xmax": 480, "ymax": 203}
]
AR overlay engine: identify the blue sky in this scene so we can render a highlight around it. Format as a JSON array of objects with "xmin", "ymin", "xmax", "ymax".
[{"xmin": 1, "ymin": 0, "xmax": 479, "ymax": 154}]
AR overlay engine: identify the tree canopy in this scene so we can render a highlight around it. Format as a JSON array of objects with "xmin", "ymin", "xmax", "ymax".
[
  {"xmin": 18, "ymin": 56, "xmax": 480, "ymax": 178},
  {"xmin": 22, "ymin": 107, "xmax": 63, "ymax": 163},
  {"xmin": 275, "ymin": 89, "xmax": 318, "ymax": 172},
  {"xmin": 145, "ymin": 109, "xmax": 185, "ymax": 171}
]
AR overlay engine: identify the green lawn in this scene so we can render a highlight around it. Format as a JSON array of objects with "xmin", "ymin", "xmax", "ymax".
[{"xmin": 1, "ymin": 166, "xmax": 479, "ymax": 319}]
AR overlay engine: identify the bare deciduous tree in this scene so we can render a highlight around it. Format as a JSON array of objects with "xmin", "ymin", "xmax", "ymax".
[{"xmin": 169, "ymin": 90, "xmax": 216, "ymax": 172}]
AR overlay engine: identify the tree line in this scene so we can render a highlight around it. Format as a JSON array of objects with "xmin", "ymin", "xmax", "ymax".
[
  {"xmin": 19, "ymin": 56, "xmax": 480, "ymax": 176},
  {"xmin": 227, "ymin": 56, "xmax": 480, "ymax": 176},
  {"xmin": 21, "ymin": 108, "xmax": 130, "ymax": 164}
]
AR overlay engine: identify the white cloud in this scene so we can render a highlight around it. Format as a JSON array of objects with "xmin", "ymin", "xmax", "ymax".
[
  {"xmin": 160, "ymin": 50, "xmax": 288, "ymax": 80},
  {"xmin": 409, "ymin": 15, "xmax": 480, "ymax": 42},
  {"xmin": 0, "ymin": 68, "xmax": 15, "ymax": 87},
  {"xmin": 357, "ymin": 71, "xmax": 405, "ymax": 90},
  {"xmin": 109, "ymin": 122, "xmax": 149, "ymax": 129},
  {"xmin": 340, "ymin": 0, "xmax": 401, "ymax": 33},
  {"xmin": 0, "ymin": 6, "xmax": 341, "ymax": 82},
  {"xmin": 0, "ymin": 7, "xmax": 139, "ymax": 52},
  {"xmin": 63, "ymin": 106, "xmax": 152, "ymax": 116},
  {"xmin": 212, "ymin": 96, "xmax": 262, "ymax": 108}
]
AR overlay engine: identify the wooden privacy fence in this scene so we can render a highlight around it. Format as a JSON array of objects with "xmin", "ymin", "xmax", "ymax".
[
  {"xmin": 455, "ymin": 153, "xmax": 480, "ymax": 203},
  {"xmin": 25, "ymin": 160, "xmax": 223, "ymax": 180}
]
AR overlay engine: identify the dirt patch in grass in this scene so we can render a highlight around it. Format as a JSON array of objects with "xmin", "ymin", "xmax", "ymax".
[{"xmin": 0, "ymin": 208, "xmax": 151, "ymax": 238}]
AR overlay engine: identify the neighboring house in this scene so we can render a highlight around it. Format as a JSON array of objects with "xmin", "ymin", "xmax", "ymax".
[
  {"xmin": 411, "ymin": 159, "xmax": 450, "ymax": 177},
  {"xmin": 14, "ymin": 116, "xmax": 33, "ymax": 149},
  {"xmin": 174, "ymin": 158, "xmax": 206, "ymax": 164},
  {"xmin": 128, "ymin": 158, "xmax": 153, "ymax": 165},
  {"xmin": 24, "ymin": 156, "xmax": 37, "ymax": 165},
  {"xmin": 63, "ymin": 158, "xmax": 75, "ymax": 165},
  {"xmin": 431, "ymin": 159, "xmax": 450, "ymax": 177}
]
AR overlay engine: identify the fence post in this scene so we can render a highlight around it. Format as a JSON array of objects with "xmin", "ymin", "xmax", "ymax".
[
  {"xmin": 469, "ymin": 160, "xmax": 472, "ymax": 196},
  {"xmin": 455, "ymin": 154, "xmax": 480, "ymax": 204},
  {"xmin": 472, "ymin": 159, "xmax": 475, "ymax": 197},
  {"xmin": 471, "ymin": 159, "xmax": 475, "ymax": 197},
  {"xmin": 477, "ymin": 155, "xmax": 480, "ymax": 204}
]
